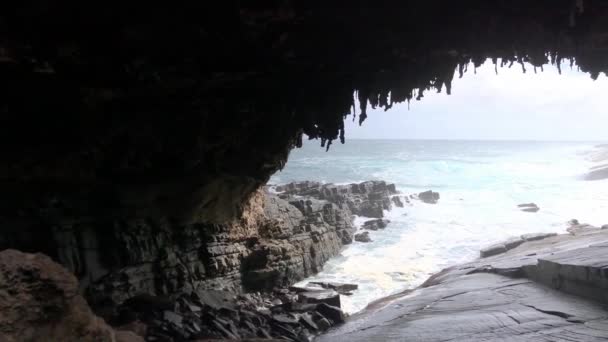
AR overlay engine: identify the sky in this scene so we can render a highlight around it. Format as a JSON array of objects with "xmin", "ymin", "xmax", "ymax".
[{"xmin": 344, "ymin": 59, "xmax": 608, "ymax": 141}]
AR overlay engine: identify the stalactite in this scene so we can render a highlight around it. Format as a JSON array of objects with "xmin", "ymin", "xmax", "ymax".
[{"xmin": 357, "ymin": 89, "xmax": 368, "ymax": 125}]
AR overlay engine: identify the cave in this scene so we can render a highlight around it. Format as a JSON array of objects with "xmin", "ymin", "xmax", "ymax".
[{"xmin": 1, "ymin": 1, "xmax": 608, "ymax": 341}]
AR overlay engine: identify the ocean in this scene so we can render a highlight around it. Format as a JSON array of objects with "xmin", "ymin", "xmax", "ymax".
[{"xmin": 269, "ymin": 139, "xmax": 608, "ymax": 314}]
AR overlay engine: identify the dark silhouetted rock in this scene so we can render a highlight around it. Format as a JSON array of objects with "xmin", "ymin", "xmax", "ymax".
[
  {"xmin": 418, "ymin": 190, "xmax": 440, "ymax": 204},
  {"xmin": 362, "ymin": 218, "xmax": 390, "ymax": 231},
  {"xmin": 355, "ymin": 232, "xmax": 372, "ymax": 242}
]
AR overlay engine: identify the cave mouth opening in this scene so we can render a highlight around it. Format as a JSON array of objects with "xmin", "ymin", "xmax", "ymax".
[
  {"xmin": 3, "ymin": 1, "xmax": 608, "ymax": 340},
  {"xmin": 269, "ymin": 58, "xmax": 608, "ymax": 313}
]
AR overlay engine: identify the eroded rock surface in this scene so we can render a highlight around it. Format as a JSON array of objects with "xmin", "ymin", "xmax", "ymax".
[
  {"xmin": 354, "ymin": 232, "xmax": 372, "ymax": 243},
  {"xmin": 318, "ymin": 226, "xmax": 608, "ymax": 341},
  {"xmin": 0, "ymin": 249, "xmax": 139, "ymax": 342},
  {"xmin": 85, "ymin": 185, "xmax": 362, "ymax": 309},
  {"xmin": 275, "ymin": 181, "xmax": 398, "ymax": 219},
  {"xmin": 0, "ymin": 180, "xmax": 398, "ymax": 333}
]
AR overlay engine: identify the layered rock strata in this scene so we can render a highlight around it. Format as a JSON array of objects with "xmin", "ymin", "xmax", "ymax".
[
  {"xmin": 1, "ymin": 181, "xmax": 398, "ymax": 315},
  {"xmin": 0, "ymin": 180, "xmax": 401, "ymax": 341},
  {"xmin": 319, "ymin": 225, "xmax": 608, "ymax": 341}
]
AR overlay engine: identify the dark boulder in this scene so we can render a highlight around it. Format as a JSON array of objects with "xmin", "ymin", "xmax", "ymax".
[
  {"xmin": 418, "ymin": 190, "xmax": 440, "ymax": 204},
  {"xmin": 355, "ymin": 232, "xmax": 372, "ymax": 243},
  {"xmin": 363, "ymin": 219, "xmax": 390, "ymax": 231}
]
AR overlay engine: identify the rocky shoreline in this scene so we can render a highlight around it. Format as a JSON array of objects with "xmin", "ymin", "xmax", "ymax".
[
  {"xmin": 318, "ymin": 221, "xmax": 608, "ymax": 341},
  {"xmin": 4, "ymin": 179, "xmax": 608, "ymax": 341},
  {"xmin": 0, "ymin": 180, "xmax": 438, "ymax": 341}
]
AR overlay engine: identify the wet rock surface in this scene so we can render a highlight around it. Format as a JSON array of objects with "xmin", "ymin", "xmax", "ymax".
[
  {"xmin": 114, "ymin": 287, "xmax": 348, "ymax": 341},
  {"xmin": 275, "ymin": 181, "xmax": 398, "ymax": 219},
  {"xmin": 362, "ymin": 219, "xmax": 390, "ymax": 231},
  {"xmin": 417, "ymin": 190, "xmax": 440, "ymax": 204},
  {"xmin": 319, "ymin": 225, "xmax": 608, "ymax": 341},
  {"xmin": 354, "ymin": 232, "xmax": 372, "ymax": 243},
  {"xmin": 0, "ymin": 180, "xmax": 403, "ymax": 341}
]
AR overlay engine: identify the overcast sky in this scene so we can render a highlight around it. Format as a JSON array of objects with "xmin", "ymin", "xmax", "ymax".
[{"xmin": 344, "ymin": 60, "xmax": 608, "ymax": 141}]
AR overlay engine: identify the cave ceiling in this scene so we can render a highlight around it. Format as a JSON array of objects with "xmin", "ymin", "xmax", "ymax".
[{"xmin": 1, "ymin": 0, "xmax": 607, "ymax": 223}]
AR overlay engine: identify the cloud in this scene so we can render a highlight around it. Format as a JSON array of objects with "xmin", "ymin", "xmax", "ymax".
[{"xmin": 345, "ymin": 59, "xmax": 608, "ymax": 141}]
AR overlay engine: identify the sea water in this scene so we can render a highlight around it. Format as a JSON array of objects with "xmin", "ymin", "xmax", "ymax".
[{"xmin": 269, "ymin": 139, "xmax": 608, "ymax": 314}]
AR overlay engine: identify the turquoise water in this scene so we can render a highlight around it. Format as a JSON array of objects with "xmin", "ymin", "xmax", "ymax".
[{"xmin": 270, "ymin": 139, "xmax": 608, "ymax": 313}]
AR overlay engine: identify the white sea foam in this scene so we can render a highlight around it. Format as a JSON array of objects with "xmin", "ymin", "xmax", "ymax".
[{"xmin": 274, "ymin": 140, "xmax": 608, "ymax": 314}]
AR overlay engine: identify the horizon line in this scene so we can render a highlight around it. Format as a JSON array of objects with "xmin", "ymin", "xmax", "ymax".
[{"xmin": 332, "ymin": 138, "xmax": 608, "ymax": 143}]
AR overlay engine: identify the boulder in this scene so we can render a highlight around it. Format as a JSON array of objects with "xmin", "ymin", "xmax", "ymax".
[
  {"xmin": 299, "ymin": 290, "xmax": 341, "ymax": 307},
  {"xmin": 362, "ymin": 219, "xmax": 390, "ymax": 231},
  {"xmin": 418, "ymin": 190, "xmax": 440, "ymax": 204},
  {"xmin": 355, "ymin": 232, "xmax": 372, "ymax": 243},
  {"xmin": 0, "ymin": 249, "xmax": 129, "ymax": 342}
]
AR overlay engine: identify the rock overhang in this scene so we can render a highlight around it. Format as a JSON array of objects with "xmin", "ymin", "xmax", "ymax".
[{"xmin": 1, "ymin": 1, "xmax": 608, "ymax": 223}]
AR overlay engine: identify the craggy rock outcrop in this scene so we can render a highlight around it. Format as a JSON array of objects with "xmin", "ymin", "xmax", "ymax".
[
  {"xmin": 354, "ymin": 232, "xmax": 372, "ymax": 243},
  {"xmin": 242, "ymin": 193, "xmax": 355, "ymax": 291},
  {"xmin": 0, "ymin": 249, "xmax": 347, "ymax": 341},
  {"xmin": 0, "ymin": 249, "xmax": 141, "ymax": 342},
  {"xmin": 362, "ymin": 219, "xmax": 390, "ymax": 231},
  {"xmin": 275, "ymin": 181, "xmax": 398, "ymax": 218},
  {"xmin": 319, "ymin": 226, "xmax": 608, "ymax": 341},
  {"xmin": 0, "ymin": 181, "xmax": 397, "ymax": 341},
  {"xmin": 1, "ymin": 180, "xmax": 399, "ymax": 325},
  {"xmin": 1, "ymin": 3, "xmax": 608, "ymax": 294},
  {"xmin": 114, "ymin": 287, "xmax": 349, "ymax": 341},
  {"xmin": 85, "ymin": 186, "xmax": 359, "ymax": 310},
  {"xmin": 3, "ymin": 1, "xmax": 608, "ymax": 340},
  {"xmin": 0, "ymin": 180, "xmax": 397, "ymax": 313}
]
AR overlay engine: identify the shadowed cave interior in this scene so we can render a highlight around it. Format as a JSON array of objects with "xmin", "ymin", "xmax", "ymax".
[{"xmin": 1, "ymin": 1, "xmax": 608, "ymax": 341}]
